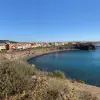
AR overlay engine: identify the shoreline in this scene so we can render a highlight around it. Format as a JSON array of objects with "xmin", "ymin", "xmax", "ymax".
[
  {"xmin": 0, "ymin": 48, "xmax": 79, "ymax": 63},
  {"xmin": 27, "ymin": 49, "xmax": 79, "ymax": 61},
  {"xmin": 27, "ymin": 48, "xmax": 98, "ymax": 86}
]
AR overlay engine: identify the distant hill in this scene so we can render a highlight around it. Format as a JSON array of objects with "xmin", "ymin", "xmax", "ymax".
[{"xmin": 0, "ymin": 40, "xmax": 18, "ymax": 43}]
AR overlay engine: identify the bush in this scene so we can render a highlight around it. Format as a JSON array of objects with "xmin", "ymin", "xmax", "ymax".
[
  {"xmin": 53, "ymin": 70, "xmax": 66, "ymax": 78},
  {"xmin": 0, "ymin": 60, "xmax": 35, "ymax": 98},
  {"xmin": 8, "ymin": 76, "xmax": 49, "ymax": 100}
]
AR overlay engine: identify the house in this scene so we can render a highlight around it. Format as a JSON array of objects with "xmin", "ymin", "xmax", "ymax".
[
  {"xmin": 41, "ymin": 42, "xmax": 47, "ymax": 47},
  {"xmin": 0, "ymin": 43, "xmax": 6, "ymax": 51},
  {"xmin": 25, "ymin": 43, "xmax": 31, "ymax": 49},
  {"xmin": 31, "ymin": 43, "xmax": 38, "ymax": 48},
  {"xmin": 15, "ymin": 45, "xmax": 23, "ymax": 50},
  {"xmin": 14, "ymin": 42, "xmax": 32, "ymax": 50},
  {"xmin": 15, "ymin": 43, "xmax": 25, "ymax": 50},
  {"xmin": 35, "ymin": 43, "xmax": 42, "ymax": 47},
  {"xmin": 54, "ymin": 42, "xmax": 59, "ymax": 46},
  {"xmin": 6, "ymin": 43, "xmax": 15, "ymax": 50}
]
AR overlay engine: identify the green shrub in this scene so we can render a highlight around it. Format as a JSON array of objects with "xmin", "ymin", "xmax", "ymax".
[{"xmin": 53, "ymin": 70, "xmax": 66, "ymax": 78}]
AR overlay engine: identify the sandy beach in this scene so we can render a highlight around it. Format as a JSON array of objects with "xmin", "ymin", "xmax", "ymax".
[{"xmin": 0, "ymin": 49, "xmax": 78, "ymax": 62}]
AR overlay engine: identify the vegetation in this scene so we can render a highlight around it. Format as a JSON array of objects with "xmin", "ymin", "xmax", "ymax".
[
  {"xmin": 53, "ymin": 70, "xmax": 66, "ymax": 78},
  {"xmin": 0, "ymin": 60, "xmax": 99, "ymax": 100},
  {"xmin": 47, "ymin": 70, "xmax": 66, "ymax": 78},
  {"xmin": 0, "ymin": 60, "xmax": 35, "ymax": 98}
]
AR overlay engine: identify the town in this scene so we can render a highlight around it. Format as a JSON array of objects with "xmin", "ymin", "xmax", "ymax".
[
  {"xmin": 0, "ymin": 41, "xmax": 98, "ymax": 51},
  {"xmin": 0, "ymin": 42, "xmax": 67, "ymax": 51}
]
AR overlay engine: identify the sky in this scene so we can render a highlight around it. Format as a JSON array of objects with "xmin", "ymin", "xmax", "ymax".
[{"xmin": 0, "ymin": 0, "xmax": 100, "ymax": 42}]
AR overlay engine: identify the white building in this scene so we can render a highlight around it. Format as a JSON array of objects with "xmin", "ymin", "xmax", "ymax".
[
  {"xmin": 15, "ymin": 45, "xmax": 23, "ymax": 50},
  {"xmin": 0, "ymin": 44, "xmax": 6, "ymax": 51}
]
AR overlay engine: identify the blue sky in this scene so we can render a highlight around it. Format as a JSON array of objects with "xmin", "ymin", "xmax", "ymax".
[{"xmin": 0, "ymin": 0, "xmax": 100, "ymax": 42}]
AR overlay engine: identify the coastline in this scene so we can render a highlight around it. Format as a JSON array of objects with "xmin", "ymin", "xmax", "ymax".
[
  {"xmin": 0, "ymin": 48, "xmax": 79, "ymax": 63},
  {"xmin": 27, "ymin": 49, "xmax": 79, "ymax": 61},
  {"xmin": 1, "ymin": 49, "xmax": 100, "ymax": 99}
]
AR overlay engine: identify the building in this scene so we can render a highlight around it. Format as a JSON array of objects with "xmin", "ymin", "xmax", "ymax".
[
  {"xmin": 25, "ymin": 43, "xmax": 31, "ymax": 49},
  {"xmin": 31, "ymin": 43, "xmax": 38, "ymax": 48},
  {"xmin": 15, "ymin": 43, "xmax": 32, "ymax": 50},
  {"xmin": 35, "ymin": 43, "xmax": 42, "ymax": 47},
  {"xmin": 6, "ymin": 43, "xmax": 15, "ymax": 50},
  {"xmin": 0, "ymin": 43, "xmax": 6, "ymax": 51},
  {"xmin": 15, "ymin": 45, "xmax": 23, "ymax": 50}
]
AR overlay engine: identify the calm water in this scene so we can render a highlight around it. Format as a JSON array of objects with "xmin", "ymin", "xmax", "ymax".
[{"xmin": 29, "ymin": 48, "xmax": 100, "ymax": 86}]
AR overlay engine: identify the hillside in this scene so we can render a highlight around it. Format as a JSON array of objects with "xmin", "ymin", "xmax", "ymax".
[
  {"xmin": 0, "ymin": 40, "xmax": 18, "ymax": 43},
  {"xmin": 0, "ymin": 53, "xmax": 100, "ymax": 99},
  {"xmin": 0, "ymin": 59, "xmax": 99, "ymax": 100}
]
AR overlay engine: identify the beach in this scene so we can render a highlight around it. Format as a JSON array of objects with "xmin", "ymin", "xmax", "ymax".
[{"xmin": 0, "ymin": 48, "xmax": 78, "ymax": 62}]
